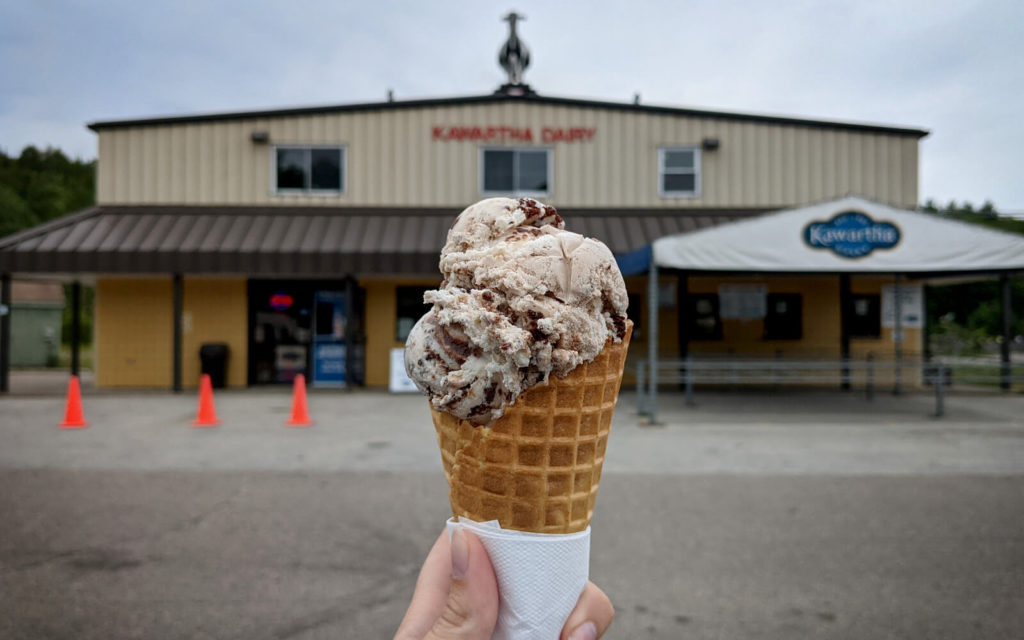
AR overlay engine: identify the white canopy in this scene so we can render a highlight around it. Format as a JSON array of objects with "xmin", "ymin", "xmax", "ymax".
[{"xmin": 652, "ymin": 196, "xmax": 1024, "ymax": 274}]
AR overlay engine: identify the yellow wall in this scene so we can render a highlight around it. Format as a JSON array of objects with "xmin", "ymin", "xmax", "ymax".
[
  {"xmin": 96, "ymin": 278, "xmax": 174, "ymax": 387},
  {"xmin": 96, "ymin": 277, "xmax": 248, "ymax": 389},
  {"xmin": 182, "ymin": 279, "xmax": 248, "ymax": 388},
  {"xmin": 362, "ymin": 277, "xmax": 442, "ymax": 388}
]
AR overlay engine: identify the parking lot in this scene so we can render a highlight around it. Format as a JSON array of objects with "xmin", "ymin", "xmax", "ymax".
[{"xmin": 1, "ymin": 377, "xmax": 1022, "ymax": 639}]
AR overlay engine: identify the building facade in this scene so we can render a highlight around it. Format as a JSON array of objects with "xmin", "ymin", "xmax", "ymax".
[{"xmin": 0, "ymin": 82, "xmax": 933, "ymax": 390}]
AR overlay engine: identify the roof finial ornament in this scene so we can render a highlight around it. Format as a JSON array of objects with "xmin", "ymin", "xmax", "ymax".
[{"xmin": 499, "ymin": 11, "xmax": 530, "ymax": 86}]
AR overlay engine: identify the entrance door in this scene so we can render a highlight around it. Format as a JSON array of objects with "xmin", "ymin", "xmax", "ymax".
[
  {"xmin": 312, "ymin": 290, "xmax": 347, "ymax": 388},
  {"xmin": 250, "ymin": 284, "xmax": 312, "ymax": 384}
]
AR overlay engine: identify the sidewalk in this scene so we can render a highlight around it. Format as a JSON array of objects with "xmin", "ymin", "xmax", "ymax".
[{"xmin": 2, "ymin": 376, "xmax": 1022, "ymax": 475}]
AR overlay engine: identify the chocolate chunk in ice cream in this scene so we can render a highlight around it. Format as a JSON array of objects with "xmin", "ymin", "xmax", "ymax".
[{"xmin": 404, "ymin": 197, "xmax": 628, "ymax": 424}]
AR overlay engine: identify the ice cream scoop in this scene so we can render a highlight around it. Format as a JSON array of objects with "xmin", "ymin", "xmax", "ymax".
[{"xmin": 404, "ymin": 197, "xmax": 628, "ymax": 424}]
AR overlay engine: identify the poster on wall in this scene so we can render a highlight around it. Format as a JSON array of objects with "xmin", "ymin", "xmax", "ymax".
[
  {"xmin": 312, "ymin": 291, "xmax": 347, "ymax": 387},
  {"xmin": 719, "ymin": 284, "xmax": 767, "ymax": 319},
  {"xmin": 881, "ymin": 284, "xmax": 923, "ymax": 328},
  {"xmin": 389, "ymin": 348, "xmax": 419, "ymax": 393}
]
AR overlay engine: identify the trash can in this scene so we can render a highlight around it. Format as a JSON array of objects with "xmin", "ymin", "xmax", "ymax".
[{"xmin": 199, "ymin": 343, "xmax": 230, "ymax": 388}]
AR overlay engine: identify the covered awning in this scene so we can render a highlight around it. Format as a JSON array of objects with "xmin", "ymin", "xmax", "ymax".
[
  {"xmin": 0, "ymin": 205, "xmax": 766, "ymax": 276},
  {"xmin": 652, "ymin": 196, "xmax": 1024, "ymax": 276}
]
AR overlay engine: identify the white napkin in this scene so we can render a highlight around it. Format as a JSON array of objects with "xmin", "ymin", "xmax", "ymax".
[{"xmin": 446, "ymin": 517, "xmax": 590, "ymax": 640}]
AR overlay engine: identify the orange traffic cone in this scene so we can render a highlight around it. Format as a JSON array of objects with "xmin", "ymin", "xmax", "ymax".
[
  {"xmin": 192, "ymin": 374, "xmax": 220, "ymax": 427},
  {"xmin": 286, "ymin": 374, "xmax": 313, "ymax": 427},
  {"xmin": 59, "ymin": 375, "xmax": 88, "ymax": 429}
]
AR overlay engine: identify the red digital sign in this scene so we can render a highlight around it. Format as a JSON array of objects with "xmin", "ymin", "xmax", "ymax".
[{"xmin": 269, "ymin": 292, "xmax": 294, "ymax": 311}]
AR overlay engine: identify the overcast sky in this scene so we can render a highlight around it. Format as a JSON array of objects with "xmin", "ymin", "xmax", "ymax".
[{"xmin": 2, "ymin": 0, "xmax": 1022, "ymax": 212}]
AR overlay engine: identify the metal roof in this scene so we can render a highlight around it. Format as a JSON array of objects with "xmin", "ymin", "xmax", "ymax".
[
  {"xmin": 87, "ymin": 92, "xmax": 929, "ymax": 139},
  {"xmin": 0, "ymin": 205, "xmax": 766, "ymax": 276}
]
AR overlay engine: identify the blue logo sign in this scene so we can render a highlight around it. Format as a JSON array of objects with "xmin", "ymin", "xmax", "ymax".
[{"xmin": 803, "ymin": 210, "xmax": 900, "ymax": 259}]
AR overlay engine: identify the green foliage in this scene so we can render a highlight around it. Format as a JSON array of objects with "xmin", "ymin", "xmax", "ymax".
[
  {"xmin": 1, "ymin": 145, "xmax": 97, "ymax": 351},
  {"xmin": 61, "ymin": 284, "xmax": 94, "ymax": 345},
  {"xmin": 0, "ymin": 145, "xmax": 95, "ymax": 237},
  {"xmin": 0, "ymin": 184, "xmax": 38, "ymax": 237},
  {"xmin": 921, "ymin": 198, "xmax": 1024, "ymax": 236},
  {"xmin": 922, "ymin": 200, "xmax": 1024, "ymax": 352}
]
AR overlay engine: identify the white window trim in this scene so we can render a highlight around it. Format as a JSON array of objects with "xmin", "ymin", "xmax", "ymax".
[
  {"xmin": 479, "ymin": 146, "xmax": 553, "ymax": 197},
  {"xmin": 271, "ymin": 144, "xmax": 347, "ymax": 196},
  {"xmin": 658, "ymin": 146, "xmax": 701, "ymax": 198}
]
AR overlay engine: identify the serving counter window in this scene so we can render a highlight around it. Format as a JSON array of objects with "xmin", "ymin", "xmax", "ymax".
[
  {"xmin": 848, "ymin": 294, "xmax": 881, "ymax": 338},
  {"xmin": 686, "ymin": 294, "xmax": 722, "ymax": 340},
  {"xmin": 764, "ymin": 293, "xmax": 803, "ymax": 340}
]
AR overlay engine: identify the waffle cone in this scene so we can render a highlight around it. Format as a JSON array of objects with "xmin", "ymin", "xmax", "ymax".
[{"xmin": 431, "ymin": 323, "xmax": 632, "ymax": 534}]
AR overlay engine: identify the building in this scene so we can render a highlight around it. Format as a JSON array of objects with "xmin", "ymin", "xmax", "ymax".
[
  {"xmin": 7, "ymin": 281, "xmax": 64, "ymax": 367},
  {"xmin": 2, "ymin": 21, "xmax": 1019, "ymax": 394}
]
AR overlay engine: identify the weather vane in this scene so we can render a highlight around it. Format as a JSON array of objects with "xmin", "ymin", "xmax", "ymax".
[{"xmin": 499, "ymin": 11, "xmax": 530, "ymax": 85}]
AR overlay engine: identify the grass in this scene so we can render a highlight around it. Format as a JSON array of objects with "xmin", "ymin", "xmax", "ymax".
[{"xmin": 58, "ymin": 343, "xmax": 94, "ymax": 370}]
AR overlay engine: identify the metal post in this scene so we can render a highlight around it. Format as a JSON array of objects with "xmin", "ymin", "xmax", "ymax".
[
  {"xmin": 934, "ymin": 364, "xmax": 944, "ymax": 418},
  {"xmin": 1000, "ymin": 274, "xmax": 1012, "ymax": 391},
  {"xmin": 345, "ymin": 276, "xmax": 356, "ymax": 391},
  {"xmin": 647, "ymin": 256, "xmax": 659, "ymax": 423},
  {"xmin": 892, "ymin": 276, "xmax": 904, "ymax": 395},
  {"xmin": 173, "ymin": 274, "xmax": 183, "ymax": 393},
  {"xmin": 866, "ymin": 352, "xmax": 874, "ymax": 401},
  {"xmin": 839, "ymin": 274, "xmax": 851, "ymax": 390},
  {"xmin": 636, "ymin": 363, "xmax": 646, "ymax": 415},
  {"xmin": 685, "ymin": 352, "xmax": 695, "ymax": 407},
  {"xmin": 70, "ymin": 282, "xmax": 81, "ymax": 377},
  {"xmin": 0, "ymin": 273, "xmax": 10, "ymax": 393}
]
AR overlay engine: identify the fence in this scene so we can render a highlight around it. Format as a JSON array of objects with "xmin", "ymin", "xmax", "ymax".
[{"xmin": 636, "ymin": 354, "xmax": 1024, "ymax": 420}]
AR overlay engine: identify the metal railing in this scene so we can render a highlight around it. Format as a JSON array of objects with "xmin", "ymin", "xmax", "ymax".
[{"xmin": 635, "ymin": 355, "xmax": 1023, "ymax": 419}]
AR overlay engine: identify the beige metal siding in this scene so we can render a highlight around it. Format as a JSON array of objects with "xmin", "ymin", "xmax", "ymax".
[{"xmin": 96, "ymin": 103, "xmax": 919, "ymax": 208}]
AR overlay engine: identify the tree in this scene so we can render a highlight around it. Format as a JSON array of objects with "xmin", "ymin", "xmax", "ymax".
[{"xmin": 922, "ymin": 200, "xmax": 1024, "ymax": 351}]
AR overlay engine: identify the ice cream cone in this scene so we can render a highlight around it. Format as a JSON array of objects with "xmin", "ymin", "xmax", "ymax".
[{"xmin": 431, "ymin": 322, "xmax": 631, "ymax": 534}]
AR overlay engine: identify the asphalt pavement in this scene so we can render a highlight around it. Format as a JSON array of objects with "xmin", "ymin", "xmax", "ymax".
[{"xmin": 1, "ymin": 374, "xmax": 1022, "ymax": 639}]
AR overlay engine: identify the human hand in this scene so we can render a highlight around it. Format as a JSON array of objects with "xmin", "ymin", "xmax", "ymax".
[{"xmin": 395, "ymin": 528, "xmax": 614, "ymax": 640}]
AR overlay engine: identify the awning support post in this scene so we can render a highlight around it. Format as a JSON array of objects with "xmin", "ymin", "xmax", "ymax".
[
  {"xmin": 893, "ymin": 275, "xmax": 903, "ymax": 396},
  {"xmin": 1000, "ymin": 274, "xmax": 1012, "ymax": 391},
  {"xmin": 173, "ymin": 273, "xmax": 183, "ymax": 393},
  {"xmin": 0, "ymin": 273, "xmax": 10, "ymax": 393},
  {"xmin": 646, "ymin": 255, "xmax": 659, "ymax": 424},
  {"xmin": 70, "ymin": 281, "xmax": 81, "ymax": 377},
  {"xmin": 839, "ymin": 274, "xmax": 851, "ymax": 390}
]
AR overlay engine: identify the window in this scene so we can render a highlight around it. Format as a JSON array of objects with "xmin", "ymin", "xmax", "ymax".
[
  {"xmin": 481, "ymin": 148, "xmax": 551, "ymax": 195},
  {"xmin": 847, "ymin": 294, "xmax": 881, "ymax": 338},
  {"xmin": 275, "ymin": 146, "xmax": 344, "ymax": 193},
  {"xmin": 396, "ymin": 286, "xmax": 433, "ymax": 342},
  {"xmin": 764, "ymin": 294, "xmax": 803, "ymax": 340},
  {"xmin": 685, "ymin": 294, "xmax": 722, "ymax": 340},
  {"xmin": 658, "ymin": 147, "xmax": 701, "ymax": 197}
]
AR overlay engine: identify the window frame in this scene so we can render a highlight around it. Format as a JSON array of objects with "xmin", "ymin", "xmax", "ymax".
[
  {"xmin": 658, "ymin": 146, "xmax": 702, "ymax": 198},
  {"xmin": 272, "ymin": 144, "xmax": 347, "ymax": 196},
  {"xmin": 479, "ymin": 146, "xmax": 553, "ymax": 197}
]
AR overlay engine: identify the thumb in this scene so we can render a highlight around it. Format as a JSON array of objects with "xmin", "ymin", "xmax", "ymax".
[{"xmin": 425, "ymin": 528, "xmax": 499, "ymax": 640}]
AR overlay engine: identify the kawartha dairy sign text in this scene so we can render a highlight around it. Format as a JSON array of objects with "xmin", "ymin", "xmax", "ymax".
[
  {"xmin": 803, "ymin": 211, "xmax": 901, "ymax": 259},
  {"xmin": 432, "ymin": 126, "xmax": 597, "ymax": 143}
]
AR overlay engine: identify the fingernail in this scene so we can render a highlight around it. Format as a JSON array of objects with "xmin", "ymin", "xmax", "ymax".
[
  {"xmin": 450, "ymin": 528, "xmax": 469, "ymax": 580},
  {"xmin": 568, "ymin": 621, "xmax": 598, "ymax": 640}
]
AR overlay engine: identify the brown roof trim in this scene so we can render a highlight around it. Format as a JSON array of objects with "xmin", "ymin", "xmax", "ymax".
[
  {"xmin": 87, "ymin": 93, "xmax": 929, "ymax": 139},
  {"xmin": 0, "ymin": 205, "xmax": 765, "ymax": 275}
]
